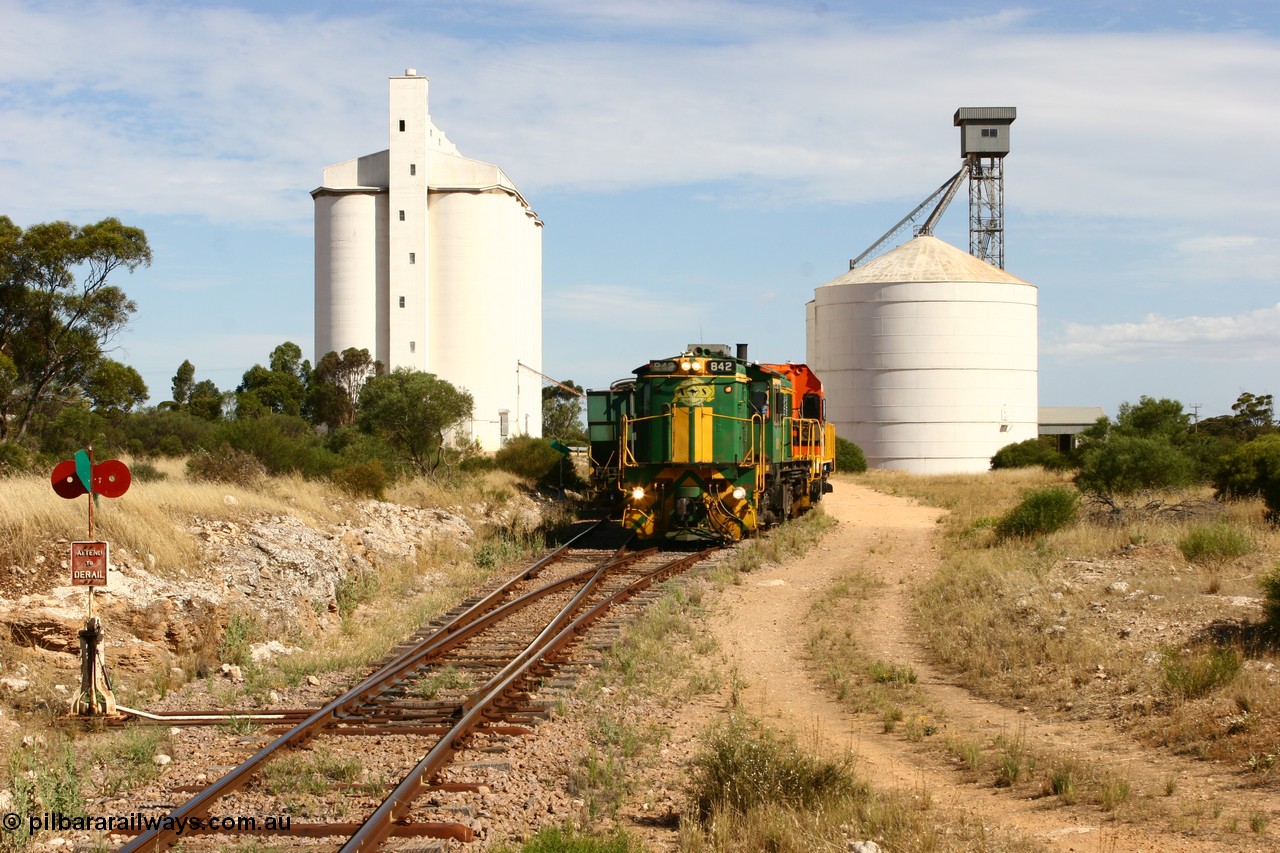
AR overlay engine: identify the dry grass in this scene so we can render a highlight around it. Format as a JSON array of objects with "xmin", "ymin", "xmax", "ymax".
[
  {"xmin": 385, "ymin": 468, "xmax": 526, "ymax": 511},
  {"xmin": 0, "ymin": 467, "xmax": 346, "ymax": 579},
  {"xmin": 680, "ymin": 713, "xmax": 1041, "ymax": 853},
  {"xmin": 861, "ymin": 468, "xmax": 1280, "ymax": 788}
]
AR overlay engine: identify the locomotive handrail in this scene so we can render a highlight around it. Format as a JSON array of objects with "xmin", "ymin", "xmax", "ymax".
[
  {"xmin": 750, "ymin": 413, "xmax": 766, "ymax": 494},
  {"xmin": 618, "ymin": 411, "xmax": 672, "ymax": 470}
]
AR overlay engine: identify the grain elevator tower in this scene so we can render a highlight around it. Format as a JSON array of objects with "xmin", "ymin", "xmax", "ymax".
[
  {"xmin": 313, "ymin": 70, "xmax": 543, "ymax": 450},
  {"xmin": 954, "ymin": 107, "xmax": 1015, "ymax": 269}
]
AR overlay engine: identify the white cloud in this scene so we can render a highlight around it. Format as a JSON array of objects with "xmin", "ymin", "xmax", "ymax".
[
  {"xmin": 1046, "ymin": 303, "xmax": 1280, "ymax": 362},
  {"xmin": 3, "ymin": 0, "xmax": 1279, "ymax": 235}
]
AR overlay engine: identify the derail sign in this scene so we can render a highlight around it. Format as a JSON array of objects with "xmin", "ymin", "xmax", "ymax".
[{"xmin": 71, "ymin": 541, "xmax": 109, "ymax": 586}]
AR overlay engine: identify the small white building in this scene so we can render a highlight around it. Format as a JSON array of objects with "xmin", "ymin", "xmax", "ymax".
[
  {"xmin": 807, "ymin": 236, "xmax": 1038, "ymax": 473},
  {"xmin": 313, "ymin": 70, "xmax": 543, "ymax": 449}
]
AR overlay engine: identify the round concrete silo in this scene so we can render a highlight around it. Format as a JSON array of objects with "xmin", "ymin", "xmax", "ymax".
[
  {"xmin": 806, "ymin": 235, "xmax": 1037, "ymax": 474},
  {"xmin": 314, "ymin": 190, "xmax": 389, "ymax": 366},
  {"xmin": 430, "ymin": 188, "xmax": 543, "ymax": 446}
]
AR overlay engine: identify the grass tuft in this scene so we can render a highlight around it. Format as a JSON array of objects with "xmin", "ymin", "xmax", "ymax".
[
  {"xmin": 687, "ymin": 713, "xmax": 861, "ymax": 823},
  {"xmin": 1178, "ymin": 522, "xmax": 1255, "ymax": 565},
  {"xmin": 1160, "ymin": 646, "xmax": 1243, "ymax": 702}
]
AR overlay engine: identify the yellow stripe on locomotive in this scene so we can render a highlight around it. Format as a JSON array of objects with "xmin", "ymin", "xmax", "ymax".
[{"xmin": 589, "ymin": 344, "xmax": 834, "ymax": 543}]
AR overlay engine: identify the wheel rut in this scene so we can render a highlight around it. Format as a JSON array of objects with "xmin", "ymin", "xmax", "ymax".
[{"xmin": 691, "ymin": 481, "xmax": 1277, "ymax": 853}]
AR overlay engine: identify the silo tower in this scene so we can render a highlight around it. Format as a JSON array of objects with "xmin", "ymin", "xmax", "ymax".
[{"xmin": 954, "ymin": 107, "xmax": 1016, "ymax": 269}]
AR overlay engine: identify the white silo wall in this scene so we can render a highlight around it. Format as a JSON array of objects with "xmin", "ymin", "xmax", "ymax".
[
  {"xmin": 516, "ymin": 209, "xmax": 544, "ymax": 439},
  {"xmin": 810, "ymin": 237, "xmax": 1037, "ymax": 474},
  {"xmin": 314, "ymin": 192, "xmax": 388, "ymax": 366},
  {"xmin": 430, "ymin": 190, "xmax": 540, "ymax": 449}
]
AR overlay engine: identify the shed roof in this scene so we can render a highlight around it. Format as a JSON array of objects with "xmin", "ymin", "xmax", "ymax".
[{"xmin": 1038, "ymin": 406, "xmax": 1106, "ymax": 434}]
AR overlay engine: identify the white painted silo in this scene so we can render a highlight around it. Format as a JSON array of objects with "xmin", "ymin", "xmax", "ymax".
[
  {"xmin": 807, "ymin": 236, "xmax": 1037, "ymax": 473},
  {"xmin": 429, "ymin": 158, "xmax": 543, "ymax": 447},
  {"xmin": 314, "ymin": 190, "xmax": 389, "ymax": 367},
  {"xmin": 313, "ymin": 71, "xmax": 542, "ymax": 450}
]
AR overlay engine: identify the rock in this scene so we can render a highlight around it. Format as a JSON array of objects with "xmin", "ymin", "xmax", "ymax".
[
  {"xmin": 224, "ymin": 495, "xmax": 238, "ymax": 506},
  {"xmin": 1107, "ymin": 581, "xmax": 1130, "ymax": 594},
  {"xmin": 306, "ymin": 675, "xmax": 321, "ymax": 687},
  {"xmin": 0, "ymin": 676, "xmax": 31, "ymax": 693},
  {"xmin": 850, "ymin": 842, "xmax": 883, "ymax": 853},
  {"xmin": 0, "ymin": 612, "xmax": 79, "ymax": 655},
  {"xmin": 250, "ymin": 640, "xmax": 299, "ymax": 663},
  {"xmin": 153, "ymin": 753, "xmax": 172, "ymax": 766}
]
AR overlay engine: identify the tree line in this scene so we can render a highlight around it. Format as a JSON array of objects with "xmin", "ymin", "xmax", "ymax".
[
  {"xmin": 992, "ymin": 393, "xmax": 1280, "ymax": 522},
  {"xmin": 0, "ymin": 216, "xmax": 586, "ymax": 493}
]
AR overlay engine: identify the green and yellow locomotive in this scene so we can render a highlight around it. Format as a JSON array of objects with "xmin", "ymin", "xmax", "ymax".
[{"xmin": 587, "ymin": 344, "xmax": 835, "ymax": 543}]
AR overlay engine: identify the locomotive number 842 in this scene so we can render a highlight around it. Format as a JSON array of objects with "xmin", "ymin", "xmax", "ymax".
[{"xmin": 587, "ymin": 343, "xmax": 836, "ymax": 543}]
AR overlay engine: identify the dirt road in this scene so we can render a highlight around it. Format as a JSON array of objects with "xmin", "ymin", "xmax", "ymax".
[{"xmin": 697, "ymin": 480, "xmax": 1278, "ymax": 852}]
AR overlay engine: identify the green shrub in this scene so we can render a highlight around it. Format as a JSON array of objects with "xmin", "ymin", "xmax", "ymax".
[
  {"xmin": 459, "ymin": 454, "xmax": 495, "ymax": 472},
  {"xmin": 1160, "ymin": 646, "xmax": 1242, "ymax": 701},
  {"xmin": 330, "ymin": 461, "xmax": 388, "ymax": 500},
  {"xmin": 492, "ymin": 436, "xmax": 586, "ymax": 490},
  {"xmin": 494, "ymin": 435, "xmax": 560, "ymax": 480},
  {"xmin": 335, "ymin": 570, "xmax": 378, "ymax": 621},
  {"xmin": 206, "ymin": 413, "xmax": 340, "ymax": 478},
  {"xmin": 1212, "ymin": 434, "xmax": 1280, "ymax": 523},
  {"xmin": 991, "ymin": 438, "xmax": 1070, "ymax": 471},
  {"xmin": 121, "ymin": 408, "xmax": 215, "ymax": 456},
  {"xmin": 1260, "ymin": 567, "xmax": 1280, "ymax": 634},
  {"xmin": 1075, "ymin": 435, "xmax": 1197, "ymax": 499},
  {"xmin": 687, "ymin": 714, "xmax": 861, "ymax": 822},
  {"xmin": 129, "ymin": 460, "xmax": 167, "ymax": 482},
  {"xmin": 995, "ymin": 486, "xmax": 1079, "ymax": 540},
  {"xmin": 834, "ymin": 436, "xmax": 867, "ymax": 473},
  {"xmin": 5, "ymin": 738, "xmax": 85, "ymax": 850},
  {"xmin": 186, "ymin": 443, "xmax": 267, "ymax": 487},
  {"xmin": 217, "ymin": 612, "xmax": 263, "ymax": 667},
  {"xmin": 508, "ymin": 825, "xmax": 643, "ymax": 853},
  {"xmin": 0, "ymin": 441, "xmax": 34, "ymax": 476},
  {"xmin": 1177, "ymin": 522, "xmax": 1254, "ymax": 564}
]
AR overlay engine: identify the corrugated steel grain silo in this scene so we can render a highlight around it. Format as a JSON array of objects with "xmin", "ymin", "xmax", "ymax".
[{"xmin": 806, "ymin": 235, "xmax": 1037, "ymax": 473}]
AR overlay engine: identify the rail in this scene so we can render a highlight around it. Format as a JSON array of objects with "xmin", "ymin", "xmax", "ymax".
[{"xmin": 115, "ymin": 526, "xmax": 717, "ymax": 852}]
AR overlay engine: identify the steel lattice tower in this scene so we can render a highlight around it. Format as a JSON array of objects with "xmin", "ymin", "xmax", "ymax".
[
  {"xmin": 968, "ymin": 156, "xmax": 1005, "ymax": 268},
  {"xmin": 954, "ymin": 108, "xmax": 1015, "ymax": 269}
]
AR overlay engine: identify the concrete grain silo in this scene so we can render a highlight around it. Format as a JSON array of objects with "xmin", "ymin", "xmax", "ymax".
[
  {"xmin": 313, "ymin": 70, "xmax": 543, "ymax": 449},
  {"xmin": 806, "ymin": 236, "xmax": 1037, "ymax": 473}
]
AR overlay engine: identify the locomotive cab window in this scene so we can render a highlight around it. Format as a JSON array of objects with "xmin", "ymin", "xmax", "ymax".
[{"xmin": 802, "ymin": 392, "xmax": 822, "ymax": 421}]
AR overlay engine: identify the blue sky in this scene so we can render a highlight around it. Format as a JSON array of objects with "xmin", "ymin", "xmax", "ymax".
[{"xmin": 2, "ymin": 0, "xmax": 1278, "ymax": 421}]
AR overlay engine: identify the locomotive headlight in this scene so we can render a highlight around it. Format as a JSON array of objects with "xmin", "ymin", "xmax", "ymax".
[
  {"xmin": 680, "ymin": 361, "xmax": 692, "ymax": 370},
  {"xmin": 631, "ymin": 487, "xmax": 646, "ymax": 501},
  {"xmin": 732, "ymin": 486, "xmax": 747, "ymax": 501},
  {"xmin": 692, "ymin": 361, "xmax": 702, "ymax": 372}
]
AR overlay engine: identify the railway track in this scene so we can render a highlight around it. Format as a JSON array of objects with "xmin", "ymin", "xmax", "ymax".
[{"xmin": 112, "ymin": 523, "xmax": 718, "ymax": 851}]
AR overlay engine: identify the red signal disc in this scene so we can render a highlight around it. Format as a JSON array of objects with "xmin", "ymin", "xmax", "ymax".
[
  {"xmin": 51, "ymin": 459, "xmax": 88, "ymax": 499},
  {"xmin": 91, "ymin": 459, "xmax": 132, "ymax": 498}
]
